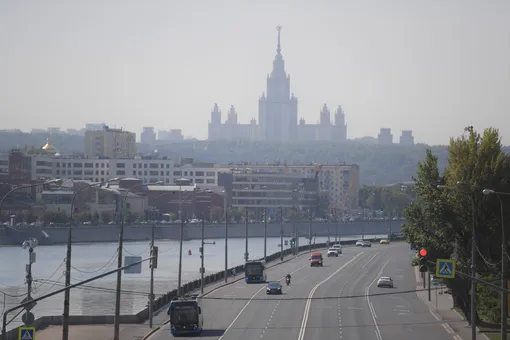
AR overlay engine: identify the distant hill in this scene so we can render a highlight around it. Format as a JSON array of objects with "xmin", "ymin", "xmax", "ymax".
[{"xmin": 2, "ymin": 131, "xmax": 508, "ymax": 186}]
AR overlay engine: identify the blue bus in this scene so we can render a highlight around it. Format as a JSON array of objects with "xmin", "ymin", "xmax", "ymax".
[
  {"xmin": 245, "ymin": 260, "xmax": 267, "ymax": 283},
  {"xmin": 167, "ymin": 294, "xmax": 203, "ymax": 336}
]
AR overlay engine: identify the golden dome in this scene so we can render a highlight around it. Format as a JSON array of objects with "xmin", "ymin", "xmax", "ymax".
[{"xmin": 42, "ymin": 137, "xmax": 58, "ymax": 154}]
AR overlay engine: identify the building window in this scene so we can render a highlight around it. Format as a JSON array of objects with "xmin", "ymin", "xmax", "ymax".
[
  {"xmin": 150, "ymin": 163, "xmax": 158, "ymax": 169},
  {"xmin": 84, "ymin": 163, "xmax": 93, "ymax": 168},
  {"xmin": 116, "ymin": 163, "xmax": 125, "ymax": 168},
  {"xmin": 206, "ymin": 172, "xmax": 215, "ymax": 177},
  {"xmin": 206, "ymin": 179, "xmax": 216, "ymax": 184},
  {"xmin": 195, "ymin": 171, "xmax": 204, "ymax": 176},
  {"xmin": 116, "ymin": 170, "xmax": 125, "ymax": 176}
]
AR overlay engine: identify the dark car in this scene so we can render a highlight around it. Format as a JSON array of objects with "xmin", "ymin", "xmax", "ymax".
[
  {"xmin": 362, "ymin": 241, "xmax": 371, "ymax": 247},
  {"xmin": 266, "ymin": 281, "xmax": 283, "ymax": 295}
]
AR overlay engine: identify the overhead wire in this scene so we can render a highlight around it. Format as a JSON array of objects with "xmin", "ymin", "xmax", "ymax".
[
  {"xmin": 41, "ymin": 279, "xmax": 148, "ymax": 296},
  {"xmin": 123, "ymin": 243, "xmax": 151, "ymax": 257},
  {"xmin": 203, "ymin": 287, "xmax": 437, "ymax": 301},
  {"xmin": 71, "ymin": 250, "xmax": 118, "ymax": 274}
]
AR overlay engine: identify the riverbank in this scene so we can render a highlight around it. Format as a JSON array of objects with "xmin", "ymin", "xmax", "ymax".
[{"xmin": 0, "ymin": 220, "xmax": 403, "ymax": 246}]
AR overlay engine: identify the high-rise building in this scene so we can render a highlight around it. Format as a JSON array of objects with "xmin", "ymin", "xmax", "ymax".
[
  {"xmin": 208, "ymin": 27, "xmax": 348, "ymax": 142},
  {"xmin": 378, "ymin": 128, "xmax": 393, "ymax": 145},
  {"xmin": 399, "ymin": 130, "xmax": 415, "ymax": 146},
  {"xmin": 84, "ymin": 126, "xmax": 136, "ymax": 159},
  {"xmin": 141, "ymin": 127, "xmax": 156, "ymax": 145},
  {"xmin": 258, "ymin": 26, "xmax": 298, "ymax": 142}
]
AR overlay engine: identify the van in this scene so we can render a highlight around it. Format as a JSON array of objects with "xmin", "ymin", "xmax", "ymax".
[{"xmin": 310, "ymin": 251, "xmax": 323, "ymax": 267}]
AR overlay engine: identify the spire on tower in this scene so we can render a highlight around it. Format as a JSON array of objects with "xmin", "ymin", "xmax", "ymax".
[{"xmin": 276, "ymin": 25, "xmax": 282, "ymax": 55}]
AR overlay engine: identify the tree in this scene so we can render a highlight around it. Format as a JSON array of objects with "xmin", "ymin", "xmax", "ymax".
[
  {"xmin": 403, "ymin": 127, "xmax": 510, "ymax": 325},
  {"xmin": 210, "ymin": 206, "xmax": 224, "ymax": 221},
  {"xmin": 101, "ymin": 211, "xmax": 112, "ymax": 223}
]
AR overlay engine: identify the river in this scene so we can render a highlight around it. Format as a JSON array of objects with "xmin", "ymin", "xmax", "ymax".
[{"xmin": 0, "ymin": 234, "xmax": 384, "ymax": 330}]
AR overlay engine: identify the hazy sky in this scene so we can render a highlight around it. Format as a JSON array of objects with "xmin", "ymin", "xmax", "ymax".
[{"xmin": 1, "ymin": 1, "xmax": 509, "ymax": 145}]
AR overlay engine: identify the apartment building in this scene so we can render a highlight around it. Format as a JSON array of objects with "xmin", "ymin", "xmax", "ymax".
[
  {"xmin": 0, "ymin": 152, "xmax": 228, "ymax": 188},
  {"xmin": 84, "ymin": 126, "xmax": 136, "ymax": 158},
  {"xmin": 226, "ymin": 163, "xmax": 359, "ymax": 214},
  {"xmin": 231, "ymin": 167, "xmax": 318, "ymax": 219}
]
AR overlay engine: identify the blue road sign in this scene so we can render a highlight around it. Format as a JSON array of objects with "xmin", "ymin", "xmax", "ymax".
[
  {"xmin": 435, "ymin": 259, "xmax": 456, "ymax": 279},
  {"xmin": 19, "ymin": 327, "xmax": 35, "ymax": 340}
]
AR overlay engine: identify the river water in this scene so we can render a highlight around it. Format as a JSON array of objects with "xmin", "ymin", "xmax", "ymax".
[{"xmin": 0, "ymin": 234, "xmax": 384, "ymax": 330}]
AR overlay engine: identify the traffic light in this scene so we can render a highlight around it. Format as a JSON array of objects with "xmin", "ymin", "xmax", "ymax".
[
  {"xmin": 150, "ymin": 246, "xmax": 158, "ymax": 269},
  {"xmin": 418, "ymin": 248, "xmax": 427, "ymax": 273},
  {"xmin": 290, "ymin": 238, "xmax": 296, "ymax": 247}
]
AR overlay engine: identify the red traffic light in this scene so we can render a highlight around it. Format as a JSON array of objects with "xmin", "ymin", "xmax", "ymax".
[{"xmin": 419, "ymin": 249, "xmax": 428, "ymax": 257}]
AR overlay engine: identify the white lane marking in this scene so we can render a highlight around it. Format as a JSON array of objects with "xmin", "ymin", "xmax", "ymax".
[
  {"xmin": 297, "ymin": 252, "xmax": 364, "ymax": 340},
  {"xmin": 218, "ymin": 262, "xmax": 308, "ymax": 340},
  {"xmin": 365, "ymin": 256, "xmax": 392, "ymax": 340},
  {"xmin": 430, "ymin": 308, "xmax": 460, "ymax": 338}
]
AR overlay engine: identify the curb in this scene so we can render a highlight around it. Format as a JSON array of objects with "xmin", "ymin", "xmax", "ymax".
[{"xmin": 142, "ymin": 326, "xmax": 162, "ymax": 340}]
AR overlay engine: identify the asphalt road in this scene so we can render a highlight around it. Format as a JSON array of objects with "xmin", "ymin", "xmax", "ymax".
[{"xmin": 148, "ymin": 243, "xmax": 456, "ymax": 340}]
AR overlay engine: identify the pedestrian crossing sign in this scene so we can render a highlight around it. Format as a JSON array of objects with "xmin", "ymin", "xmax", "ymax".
[
  {"xmin": 435, "ymin": 259, "xmax": 456, "ymax": 279},
  {"xmin": 18, "ymin": 327, "xmax": 35, "ymax": 340}
]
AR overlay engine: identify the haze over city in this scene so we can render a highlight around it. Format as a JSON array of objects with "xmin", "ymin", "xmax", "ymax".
[{"xmin": 1, "ymin": 0, "xmax": 509, "ymax": 144}]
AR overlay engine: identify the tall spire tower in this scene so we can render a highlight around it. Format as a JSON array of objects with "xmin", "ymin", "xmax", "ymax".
[
  {"xmin": 259, "ymin": 25, "xmax": 298, "ymax": 142},
  {"xmin": 276, "ymin": 25, "xmax": 282, "ymax": 55}
]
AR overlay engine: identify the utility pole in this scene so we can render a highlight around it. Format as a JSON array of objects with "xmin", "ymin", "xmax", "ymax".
[
  {"xmin": 224, "ymin": 209, "xmax": 228, "ymax": 283},
  {"xmin": 292, "ymin": 209, "xmax": 297, "ymax": 255},
  {"xmin": 200, "ymin": 217, "xmax": 205, "ymax": 294},
  {"xmin": 335, "ymin": 219, "xmax": 339, "ymax": 243},
  {"xmin": 148, "ymin": 212, "xmax": 156, "ymax": 328},
  {"xmin": 177, "ymin": 194, "xmax": 184, "ymax": 296},
  {"xmin": 308, "ymin": 210, "xmax": 312, "ymax": 253},
  {"xmin": 470, "ymin": 198, "xmax": 477, "ymax": 340},
  {"xmin": 428, "ymin": 271, "xmax": 431, "ymax": 301},
  {"xmin": 113, "ymin": 198, "xmax": 126, "ymax": 340},
  {"xmin": 21, "ymin": 238, "xmax": 36, "ymax": 329},
  {"xmin": 244, "ymin": 209, "xmax": 249, "ymax": 262},
  {"xmin": 280, "ymin": 208, "xmax": 284, "ymax": 261},
  {"xmin": 200, "ymin": 216, "xmax": 216, "ymax": 294},
  {"xmin": 263, "ymin": 208, "xmax": 267, "ymax": 263}
]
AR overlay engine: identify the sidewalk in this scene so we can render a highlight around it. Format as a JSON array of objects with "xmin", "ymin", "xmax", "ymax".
[{"xmin": 415, "ymin": 268, "xmax": 490, "ymax": 340}]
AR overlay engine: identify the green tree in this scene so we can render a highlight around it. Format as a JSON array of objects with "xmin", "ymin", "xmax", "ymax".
[
  {"xmin": 403, "ymin": 127, "xmax": 510, "ymax": 325},
  {"xmin": 101, "ymin": 211, "xmax": 112, "ymax": 223}
]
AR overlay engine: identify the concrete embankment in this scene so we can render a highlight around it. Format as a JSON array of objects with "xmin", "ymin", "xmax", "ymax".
[
  {"xmin": 3, "ymin": 236, "xmax": 404, "ymax": 340},
  {"xmin": 0, "ymin": 220, "xmax": 404, "ymax": 246}
]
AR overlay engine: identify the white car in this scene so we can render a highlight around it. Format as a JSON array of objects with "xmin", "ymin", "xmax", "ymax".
[
  {"xmin": 355, "ymin": 240, "xmax": 364, "ymax": 247},
  {"xmin": 377, "ymin": 277, "xmax": 394, "ymax": 288},
  {"xmin": 331, "ymin": 244, "xmax": 343, "ymax": 254},
  {"xmin": 327, "ymin": 248, "xmax": 339, "ymax": 257}
]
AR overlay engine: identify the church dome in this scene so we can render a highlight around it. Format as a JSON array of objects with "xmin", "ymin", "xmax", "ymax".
[{"xmin": 42, "ymin": 137, "xmax": 58, "ymax": 154}]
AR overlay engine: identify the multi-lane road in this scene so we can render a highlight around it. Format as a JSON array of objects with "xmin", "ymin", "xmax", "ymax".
[{"xmin": 149, "ymin": 243, "xmax": 456, "ymax": 340}]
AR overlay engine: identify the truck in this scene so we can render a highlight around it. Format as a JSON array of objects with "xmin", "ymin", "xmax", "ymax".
[{"xmin": 310, "ymin": 251, "xmax": 323, "ymax": 267}]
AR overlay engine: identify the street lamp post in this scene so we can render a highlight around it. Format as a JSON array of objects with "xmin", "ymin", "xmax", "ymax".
[
  {"xmin": 113, "ymin": 181, "xmax": 153, "ymax": 340},
  {"xmin": 63, "ymin": 180, "xmax": 114, "ymax": 340},
  {"xmin": 280, "ymin": 207, "xmax": 284, "ymax": 261},
  {"xmin": 438, "ymin": 182, "xmax": 477, "ymax": 340},
  {"xmin": 200, "ymin": 215, "xmax": 216, "ymax": 294},
  {"xmin": 264, "ymin": 208, "xmax": 267, "ymax": 262},
  {"xmin": 148, "ymin": 189, "xmax": 169, "ymax": 329},
  {"xmin": 308, "ymin": 209, "xmax": 312, "ymax": 253},
  {"xmin": 223, "ymin": 190, "xmax": 228, "ymax": 283},
  {"xmin": 244, "ymin": 209, "xmax": 249, "ymax": 262},
  {"xmin": 482, "ymin": 188, "xmax": 510, "ymax": 340}
]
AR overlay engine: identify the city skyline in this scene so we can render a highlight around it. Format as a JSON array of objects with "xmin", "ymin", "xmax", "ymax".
[{"xmin": 1, "ymin": 1, "xmax": 509, "ymax": 144}]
